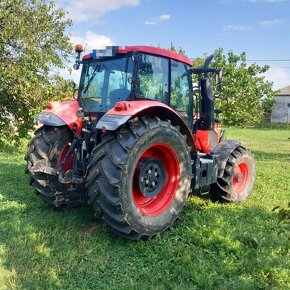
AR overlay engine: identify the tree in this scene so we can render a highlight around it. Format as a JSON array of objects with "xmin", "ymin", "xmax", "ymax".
[
  {"xmin": 0, "ymin": 0, "xmax": 73, "ymax": 142},
  {"xmin": 169, "ymin": 42, "xmax": 185, "ymax": 55},
  {"xmin": 192, "ymin": 48, "xmax": 276, "ymax": 126}
]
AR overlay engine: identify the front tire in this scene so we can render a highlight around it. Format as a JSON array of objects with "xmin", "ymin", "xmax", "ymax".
[
  {"xmin": 210, "ymin": 146, "xmax": 256, "ymax": 202},
  {"xmin": 86, "ymin": 117, "xmax": 192, "ymax": 240}
]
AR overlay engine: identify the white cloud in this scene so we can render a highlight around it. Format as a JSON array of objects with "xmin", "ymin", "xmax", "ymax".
[
  {"xmin": 263, "ymin": 68, "xmax": 290, "ymax": 90},
  {"xmin": 145, "ymin": 14, "xmax": 171, "ymax": 25},
  {"xmin": 145, "ymin": 20, "xmax": 157, "ymax": 25},
  {"xmin": 260, "ymin": 19, "xmax": 284, "ymax": 26},
  {"xmin": 61, "ymin": 0, "xmax": 140, "ymax": 23},
  {"xmin": 70, "ymin": 31, "xmax": 114, "ymax": 52},
  {"xmin": 223, "ymin": 24, "xmax": 250, "ymax": 31},
  {"xmin": 159, "ymin": 14, "xmax": 171, "ymax": 20}
]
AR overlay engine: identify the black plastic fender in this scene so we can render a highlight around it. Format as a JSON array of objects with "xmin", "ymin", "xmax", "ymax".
[{"xmin": 212, "ymin": 140, "xmax": 244, "ymax": 178}]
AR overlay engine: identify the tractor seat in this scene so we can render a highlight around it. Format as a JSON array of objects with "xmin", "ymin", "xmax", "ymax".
[{"xmin": 110, "ymin": 88, "xmax": 130, "ymax": 105}]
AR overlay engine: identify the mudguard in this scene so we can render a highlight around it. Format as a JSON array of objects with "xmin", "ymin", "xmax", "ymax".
[
  {"xmin": 35, "ymin": 100, "xmax": 82, "ymax": 134},
  {"xmin": 212, "ymin": 140, "xmax": 243, "ymax": 178},
  {"xmin": 96, "ymin": 100, "xmax": 195, "ymax": 149},
  {"xmin": 35, "ymin": 111, "xmax": 66, "ymax": 127}
]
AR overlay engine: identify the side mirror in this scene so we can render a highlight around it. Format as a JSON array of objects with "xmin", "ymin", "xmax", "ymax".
[
  {"xmin": 70, "ymin": 81, "xmax": 78, "ymax": 99},
  {"xmin": 73, "ymin": 63, "xmax": 80, "ymax": 70},
  {"xmin": 215, "ymin": 68, "xmax": 223, "ymax": 91},
  {"xmin": 70, "ymin": 81, "xmax": 77, "ymax": 89}
]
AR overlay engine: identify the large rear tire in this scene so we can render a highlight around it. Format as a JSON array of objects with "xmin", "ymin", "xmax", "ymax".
[
  {"xmin": 25, "ymin": 126, "xmax": 85, "ymax": 208},
  {"xmin": 210, "ymin": 146, "xmax": 255, "ymax": 202},
  {"xmin": 86, "ymin": 117, "xmax": 192, "ymax": 240}
]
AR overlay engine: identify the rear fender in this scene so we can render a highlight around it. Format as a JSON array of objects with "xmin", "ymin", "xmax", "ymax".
[
  {"xmin": 35, "ymin": 100, "xmax": 82, "ymax": 134},
  {"xmin": 212, "ymin": 140, "xmax": 243, "ymax": 178},
  {"xmin": 96, "ymin": 101, "xmax": 195, "ymax": 149}
]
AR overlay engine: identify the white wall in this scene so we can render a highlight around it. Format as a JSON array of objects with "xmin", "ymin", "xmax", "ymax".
[{"xmin": 271, "ymin": 96, "xmax": 290, "ymax": 124}]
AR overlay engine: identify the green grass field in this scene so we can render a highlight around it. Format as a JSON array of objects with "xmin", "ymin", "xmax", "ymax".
[{"xmin": 0, "ymin": 128, "xmax": 289, "ymax": 289}]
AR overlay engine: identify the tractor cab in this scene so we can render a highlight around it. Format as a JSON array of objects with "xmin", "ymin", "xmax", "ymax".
[{"xmin": 75, "ymin": 45, "xmax": 194, "ymax": 129}]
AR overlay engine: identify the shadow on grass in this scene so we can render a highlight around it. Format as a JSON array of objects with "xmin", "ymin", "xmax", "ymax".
[{"xmin": 0, "ymin": 162, "xmax": 289, "ymax": 289}]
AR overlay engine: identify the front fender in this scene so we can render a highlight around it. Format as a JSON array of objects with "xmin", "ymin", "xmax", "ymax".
[
  {"xmin": 35, "ymin": 100, "xmax": 82, "ymax": 134},
  {"xmin": 96, "ymin": 100, "xmax": 195, "ymax": 149}
]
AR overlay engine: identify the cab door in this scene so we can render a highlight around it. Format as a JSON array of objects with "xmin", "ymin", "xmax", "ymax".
[{"xmin": 170, "ymin": 60, "xmax": 193, "ymax": 130}]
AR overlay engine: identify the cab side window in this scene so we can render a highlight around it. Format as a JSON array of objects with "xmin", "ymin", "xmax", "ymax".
[
  {"xmin": 170, "ymin": 61, "xmax": 191, "ymax": 112},
  {"xmin": 137, "ymin": 54, "xmax": 169, "ymax": 103}
]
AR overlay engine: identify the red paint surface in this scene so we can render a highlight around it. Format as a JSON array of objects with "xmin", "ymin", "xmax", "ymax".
[
  {"xmin": 83, "ymin": 54, "xmax": 92, "ymax": 60},
  {"xmin": 83, "ymin": 45, "xmax": 192, "ymax": 66},
  {"xmin": 59, "ymin": 145, "xmax": 73, "ymax": 172},
  {"xmin": 104, "ymin": 100, "xmax": 195, "ymax": 149},
  {"xmin": 193, "ymin": 128, "xmax": 220, "ymax": 153},
  {"xmin": 43, "ymin": 100, "xmax": 82, "ymax": 134},
  {"xmin": 194, "ymin": 130, "xmax": 212, "ymax": 153},
  {"xmin": 132, "ymin": 143, "xmax": 180, "ymax": 216},
  {"xmin": 108, "ymin": 100, "xmax": 176, "ymax": 116}
]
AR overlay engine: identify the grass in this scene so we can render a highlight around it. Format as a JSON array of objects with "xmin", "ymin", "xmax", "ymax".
[{"xmin": 0, "ymin": 128, "xmax": 289, "ymax": 289}]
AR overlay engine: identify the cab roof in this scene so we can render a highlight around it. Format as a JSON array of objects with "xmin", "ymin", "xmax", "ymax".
[{"xmin": 82, "ymin": 45, "xmax": 192, "ymax": 66}]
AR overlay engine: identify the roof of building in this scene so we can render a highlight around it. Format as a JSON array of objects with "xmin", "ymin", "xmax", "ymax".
[{"xmin": 276, "ymin": 85, "xmax": 290, "ymax": 96}]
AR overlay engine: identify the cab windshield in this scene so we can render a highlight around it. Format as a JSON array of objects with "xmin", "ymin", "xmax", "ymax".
[{"xmin": 79, "ymin": 56, "xmax": 133, "ymax": 112}]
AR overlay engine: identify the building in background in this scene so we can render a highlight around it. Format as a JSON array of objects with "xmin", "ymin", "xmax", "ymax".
[{"xmin": 271, "ymin": 85, "xmax": 290, "ymax": 124}]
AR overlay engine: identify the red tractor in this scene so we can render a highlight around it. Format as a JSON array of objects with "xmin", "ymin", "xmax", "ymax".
[{"xmin": 25, "ymin": 45, "xmax": 255, "ymax": 240}]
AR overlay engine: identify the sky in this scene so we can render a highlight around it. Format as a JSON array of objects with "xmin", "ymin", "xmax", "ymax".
[{"xmin": 56, "ymin": 0, "xmax": 290, "ymax": 89}]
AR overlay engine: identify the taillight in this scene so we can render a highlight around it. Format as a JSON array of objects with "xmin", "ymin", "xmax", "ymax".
[
  {"xmin": 46, "ymin": 102, "xmax": 53, "ymax": 110},
  {"xmin": 114, "ymin": 102, "xmax": 127, "ymax": 111}
]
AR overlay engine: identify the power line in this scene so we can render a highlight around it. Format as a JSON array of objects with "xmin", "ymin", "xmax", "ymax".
[{"xmin": 246, "ymin": 59, "xmax": 290, "ymax": 62}]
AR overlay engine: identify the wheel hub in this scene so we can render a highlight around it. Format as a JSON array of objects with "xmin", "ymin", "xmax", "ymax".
[
  {"xmin": 233, "ymin": 162, "xmax": 249, "ymax": 194},
  {"xmin": 235, "ymin": 173, "xmax": 243, "ymax": 183},
  {"xmin": 137, "ymin": 158, "xmax": 166, "ymax": 198}
]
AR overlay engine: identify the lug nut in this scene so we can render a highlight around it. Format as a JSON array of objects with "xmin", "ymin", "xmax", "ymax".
[{"xmin": 152, "ymin": 182, "xmax": 155, "ymax": 186}]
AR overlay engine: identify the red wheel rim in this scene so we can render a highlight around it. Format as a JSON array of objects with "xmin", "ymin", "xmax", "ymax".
[
  {"xmin": 132, "ymin": 144, "xmax": 180, "ymax": 217},
  {"xmin": 233, "ymin": 162, "xmax": 249, "ymax": 194}
]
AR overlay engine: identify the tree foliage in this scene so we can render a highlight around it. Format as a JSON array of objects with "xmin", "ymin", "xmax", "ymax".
[
  {"xmin": 192, "ymin": 48, "xmax": 277, "ymax": 126},
  {"xmin": 0, "ymin": 0, "xmax": 73, "ymax": 141},
  {"xmin": 169, "ymin": 42, "xmax": 185, "ymax": 55}
]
